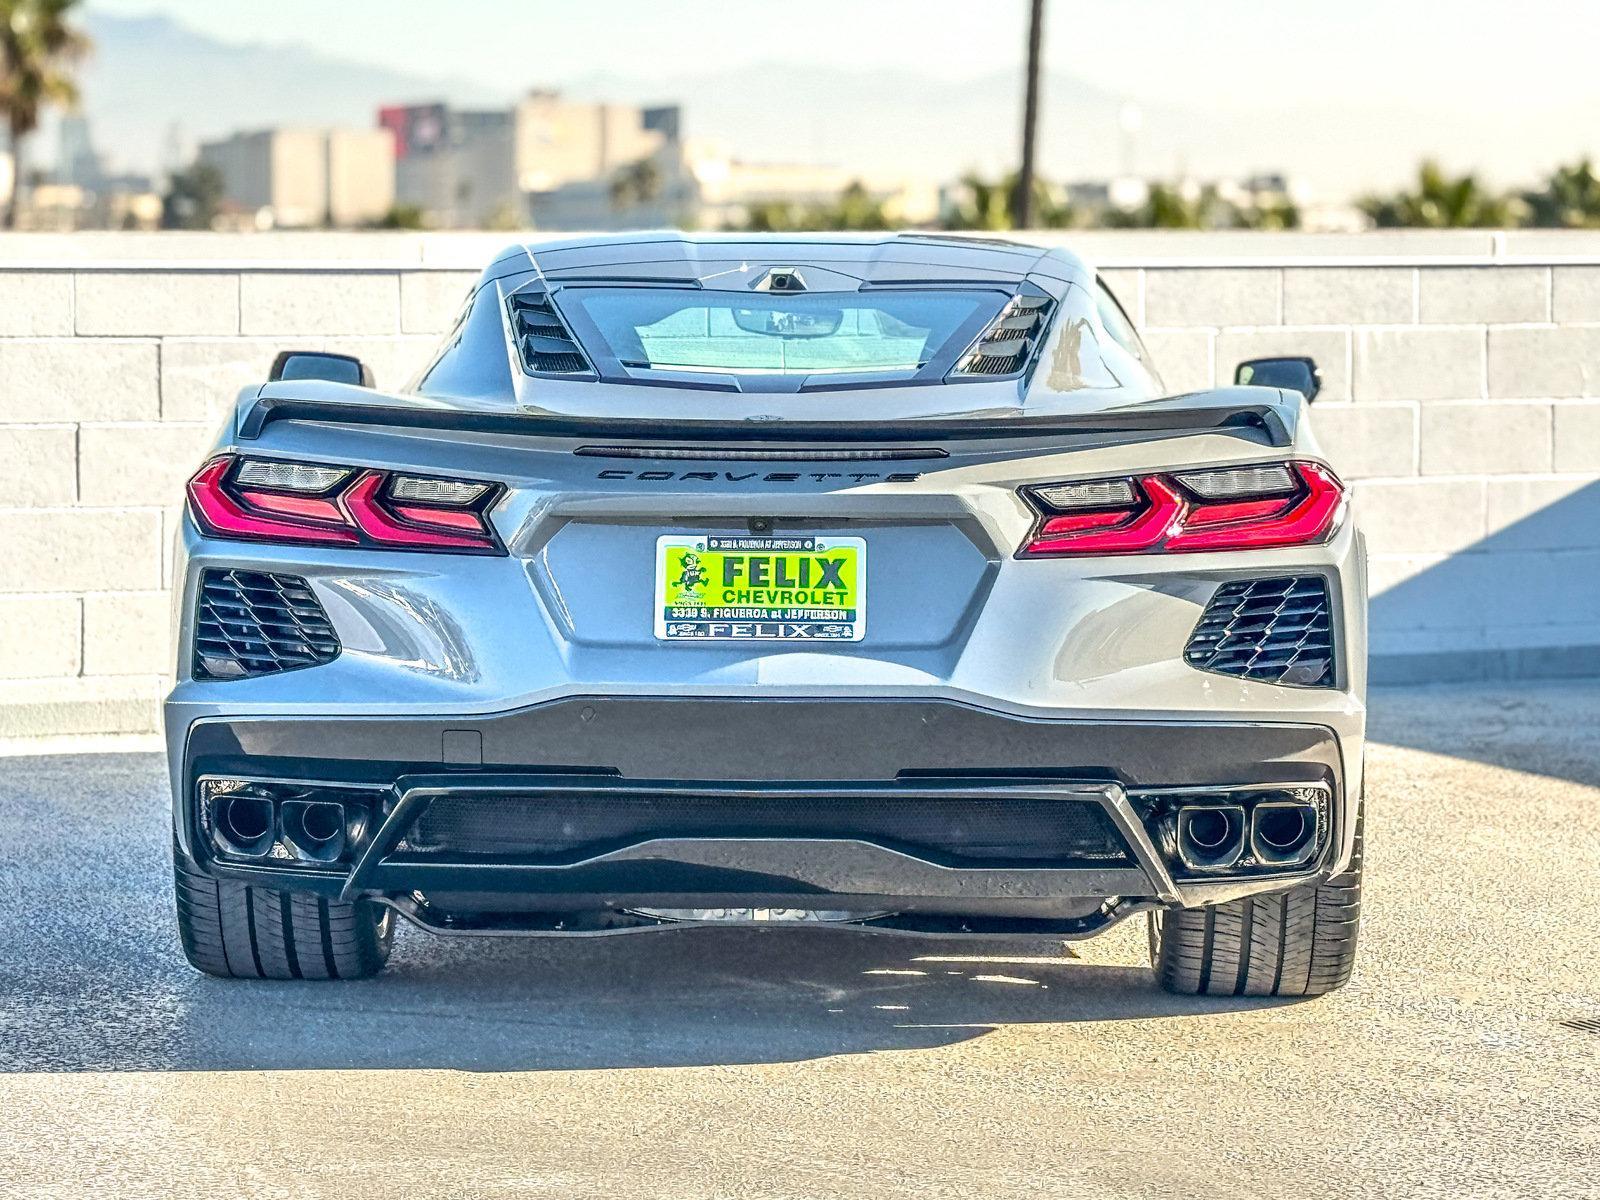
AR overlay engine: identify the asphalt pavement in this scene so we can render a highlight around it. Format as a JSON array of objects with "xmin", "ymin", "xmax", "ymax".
[{"xmin": 1, "ymin": 681, "xmax": 1597, "ymax": 1199}]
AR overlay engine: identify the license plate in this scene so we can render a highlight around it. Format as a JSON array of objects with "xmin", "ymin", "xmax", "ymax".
[{"xmin": 655, "ymin": 534, "xmax": 866, "ymax": 641}]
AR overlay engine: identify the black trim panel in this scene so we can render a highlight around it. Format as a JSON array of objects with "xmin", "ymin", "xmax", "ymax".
[
  {"xmin": 184, "ymin": 695, "xmax": 1342, "ymax": 791},
  {"xmin": 235, "ymin": 394, "xmax": 1294, "ymax": 446}
]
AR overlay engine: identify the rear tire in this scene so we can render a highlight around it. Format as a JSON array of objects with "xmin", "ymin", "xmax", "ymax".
[
  {"xmin": 174, "ymin": 854, "xmax": 393, "ymax": 980},
  {"xmin": 1150, "ymin": 800, "xmax": 1363, "ymax": 997}
]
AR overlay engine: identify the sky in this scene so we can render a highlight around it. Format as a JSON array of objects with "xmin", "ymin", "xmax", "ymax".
[
  {"xmin": 70, "ymin": 0, "xmax": 1600, "ymax": 196},
  {"xmin": 83, "ymin": 0, "xmax": 1600, "ymax": 108}
]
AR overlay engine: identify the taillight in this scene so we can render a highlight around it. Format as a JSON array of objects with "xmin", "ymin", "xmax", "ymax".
[
  {"xmin": 1020, "ymin": 461, "xmax": 1344, "ymax": 557},
  {"xmin": 187, "ymin": 456, "xmax": 504, "ymax": 554}
]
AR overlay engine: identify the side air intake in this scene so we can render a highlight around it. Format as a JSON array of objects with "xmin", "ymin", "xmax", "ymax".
[
  {"xmin": 950, "ymin": 291, "xmax": 1055, "ymax": 377},
  {"xmin": 1184, "ymin": 576, "xmax": 1334, "ymax": 687},
  {"xmin": 507, "ymin": 289, "xmax": 594, "ymax": 376},
  {"xmin": 194, "ymin": 569, "xmax": 340, "ymax": 680}
]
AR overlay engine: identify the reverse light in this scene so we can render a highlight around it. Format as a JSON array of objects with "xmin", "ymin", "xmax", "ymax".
[
  {"xmin": 1031, "ymin": 478, "xmax": 1138, "ymax": 510},
  {"xmin": 1020, "ymin": 461, "xmax": 1345, "ymax": 556},
  {"xmin": 187, "ymin": 456, "xmax": 504, "ymax": 554},
  {"xmin": 389, "ymin": 475, "xmax": 489, "ymax": 505},
  {"xmin": 234, "ymin": 460, "xmax": 351, "ymax": 493},
  {"xmin": 1173, "ymin": 464, "xmax": 1297, "ymax": 499}
]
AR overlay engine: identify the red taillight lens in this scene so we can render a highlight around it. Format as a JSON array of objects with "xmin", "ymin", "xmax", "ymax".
[
  {"xmin": 338, "ymin": 471, "xmax": 499, "ymax": 550},
  {"xmin": 1166, "ymin": 463, "xmax": 1343, "ymax": 551},
  {"xmin": 1026, "ymin": 477, "xmax": 1185, "ymax": 555},
  {"xmin": 1020, "ymin": 461, "xmax": 1344, "ymax": 557},
  {"xmin": 187, "ymin": 456, "xmax": 503, "ymax": 554},
  {"xmin": 188, "ymin": 460, "xmax": 358, "ymax": 545}
]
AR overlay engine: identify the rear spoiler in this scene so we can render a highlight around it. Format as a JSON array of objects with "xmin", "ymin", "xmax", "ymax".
[{"xmin": 237, "ymin": 390, "xmax": 1298, "ymax": 448}]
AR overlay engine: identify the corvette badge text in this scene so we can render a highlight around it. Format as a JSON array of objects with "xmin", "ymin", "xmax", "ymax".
[{"xmin": 597, "ymin": 469, "xmax": 922, "ymax": 484}]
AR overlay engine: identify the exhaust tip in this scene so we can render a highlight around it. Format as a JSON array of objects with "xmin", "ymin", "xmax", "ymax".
[
  {"xmin": 279, "ymin": 800, "xmax": 348, "ymax": 863},
  {"xmin": 1175, "ymin": 804, "xmax": 1246, "ymax": 871},
  {"xmin": 1250, "ymin": 800, "xmax": 1318, "ymax": 866},
  {"xmin": 212, "ymin": 791, "xmax": 276, "ymax": 858}
]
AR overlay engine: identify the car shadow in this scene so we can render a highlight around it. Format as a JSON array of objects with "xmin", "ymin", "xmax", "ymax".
[
  {"xmin": 0, "ymin": 751, "xmax": 1297, "ymax": 1075},
  {"xmin": 3, "ymin": 923, "xmax": 1295, "ymax": 1075}
]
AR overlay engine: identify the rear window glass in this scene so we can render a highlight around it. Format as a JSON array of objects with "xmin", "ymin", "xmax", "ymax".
[{"xmin": 556, "ymin": 287, "xmax": 1004, "ymax": 377}]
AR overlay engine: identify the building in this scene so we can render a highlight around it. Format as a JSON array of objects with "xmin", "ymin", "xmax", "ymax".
[
  {"xmin": 57, "ymin": 116, "xmax": 105, "ymax": 189},
  {"xmin": 325, "ymin": 129, "xmax": 398, "ymax": 226},
  {"xmin": 383, "ymin": 93, "xmax": 680, "ymax": 229},
  {"xmin": 379, "ymin": 91, "xmax": 940, "ymax": 232},
  {"xmin": 678, "ymin": 142, "xmax": 939, "ymax": 230},
  {"xmin": 197, "ymin": 127, "xmax": 395, "ymax": 228},
  {"xmin": 383, "ymin": 103, "xmax": 516, "ymax": 228},
  {"xmin": 1064, "ymin": 176, "xmax": 1151, "ymax": 213}
]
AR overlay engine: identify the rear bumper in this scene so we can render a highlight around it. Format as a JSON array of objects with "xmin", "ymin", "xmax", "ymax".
[{"xmin": 171, "ymin": 695, "xmax": 1355, "ymax": 928}]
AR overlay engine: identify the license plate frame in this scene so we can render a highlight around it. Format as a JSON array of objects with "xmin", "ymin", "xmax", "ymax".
[{"xmin": 654, "ymin": 534, "xmax": 867, "ymax": 642}]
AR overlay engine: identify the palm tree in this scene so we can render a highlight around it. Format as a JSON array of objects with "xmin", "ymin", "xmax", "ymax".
[
  {"xmin": 1358, "ymin": 160, "xmax": 1511, "ymax": 229},
  {"xmin": 946, "ymin": 171, "xmax": 1073, "ymax": 231},
  {"xmin": 731, "ymin": 182, "xmax": 890, "ymax": 233},
  {"xmin": 1103, "ymin": 182, "xmax": 1227, "ymax": 230},
  {"xmin": 1013, "ymin": 0, "xmax": 1046, "ymax": 227},
  {"xmin": 826, "ymin": 181, "xmax": 890, "ymax": 231},
  {"xmin": 1237, "ymin": 197, "xmax": 1301, "ymax": 231},
  {"xmin": 1521, "ymin": 159, "xmax": 1600, "ymax": 229},
  {"xmin": 949, "ymin": 172, "xmax": 1015, "ymax": 230},
  {"xmin": 1144, "ymin": 182, "xmax": 1208, "ymax": 229},
  {"xmin": 736, "ymin": 198, "xmax": 804, "ymax": 233},
  {"xmin": 0, "ymin": 0, "xmax": 90, "ymax": 228},
  {"xmin": 609, "ymin": 156, "xmax": 663, "ymax": 212},
  {"xmin": 160, "ymin": 161, "xmax": 224, "ymax": 230}
]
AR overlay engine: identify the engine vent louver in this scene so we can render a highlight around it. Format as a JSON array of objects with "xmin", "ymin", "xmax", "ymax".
[
  {"xmin": 194, "ymin": 569, "xmax": 340, "ymax": 680},
  {"xmin": 951, "ymin": 292, "xmax": 1055, "ymax": 377},
  {"xmin": 507, "ymin": 290, "xmax": 594, "ymax": 376},
  {"xmin": 1184, "ymin": 576, "xmax": 1334, "ymax": 687}
]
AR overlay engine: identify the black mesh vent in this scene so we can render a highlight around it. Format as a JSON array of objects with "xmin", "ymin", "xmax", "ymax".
[
  {"xmin": 507, "ymin": 290, "xmax": 594, "ymax": 376},
  {"xmin": 952, "ymin": 293, "xmax": 1055, "ymax": 377},
  {"xmin": 1185, "ymin": 576, "xmax": 1334, "ymax": 687},
  {"xmin": 194, "ymin": 570, "xmax": 340, "ymax": 680},
  {"xmin": 405, "ymin": 789, "xmax": 1131, "ymax": 867}
]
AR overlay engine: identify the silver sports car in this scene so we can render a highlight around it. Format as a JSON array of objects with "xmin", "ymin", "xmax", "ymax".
[{"xmin": 168, "ymin": 233, "xmax": 1366, "ymax": 995}]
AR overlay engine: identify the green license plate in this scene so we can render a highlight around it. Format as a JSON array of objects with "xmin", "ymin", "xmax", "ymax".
[{"xmin": 655, "ymin": 534, "xmax": 866, "ymax": 641}]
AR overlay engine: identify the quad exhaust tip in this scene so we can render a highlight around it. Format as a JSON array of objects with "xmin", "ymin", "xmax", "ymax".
[
  {"xmin": 1142, "ymin": 786, "xmax": 1329, "ymax": 877},
  {"xmin": 206, "ymin": 784, "xmax": 354, "ymax": 864},
  {"xmin": 1175, "ymin": 804, "xmax": 1246, "ymax": 871},
  {"xmin": 1249, "ymin": 800, "xmax": 1319, "ymax": 867},
  {"xmin": 213, "ymin": 791, "xmax": 276, "ymax": 858},
  {"xmin": 278, "ymin": 799, "xmax": 348, "ymax": 863}
]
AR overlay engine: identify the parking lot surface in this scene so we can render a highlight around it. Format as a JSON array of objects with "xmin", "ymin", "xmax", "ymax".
[{"xmin": 1, "ymin": 682, "xmax": 1597, "ymax": 1199}]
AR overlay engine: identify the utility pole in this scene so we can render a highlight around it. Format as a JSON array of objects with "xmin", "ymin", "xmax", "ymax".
[{"xmin": 1013, "ymin": 0, "xmax": 1046, "ymax": 229}]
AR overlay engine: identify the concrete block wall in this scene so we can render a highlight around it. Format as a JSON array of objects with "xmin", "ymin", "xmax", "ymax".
[
  {"xmin": 0, "ymin": 231, "xmax": 1596, "ymax": 735},
  {"xmin": 0, "ymin": 248, "xmax": 478, "ymax": 734}
]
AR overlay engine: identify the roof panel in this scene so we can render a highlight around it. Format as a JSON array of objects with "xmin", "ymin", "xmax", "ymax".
[{"xmin": 503, "ymin": 232, "xmax": 1081, "ymax": 285}]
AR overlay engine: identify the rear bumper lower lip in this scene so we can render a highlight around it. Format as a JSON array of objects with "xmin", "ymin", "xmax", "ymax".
[
  {"xmin": 173, "ymin": 695, "xmax": 1350, "ymax": 916},
  {"xmin": 181, "ymin": 773, "xmax": 1336, "ymax": 915}
]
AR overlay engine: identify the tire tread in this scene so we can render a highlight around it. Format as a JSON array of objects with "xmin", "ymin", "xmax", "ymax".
[{"xmin": 173, "ymin": 850, "xmax": 392, "ymax": 980}]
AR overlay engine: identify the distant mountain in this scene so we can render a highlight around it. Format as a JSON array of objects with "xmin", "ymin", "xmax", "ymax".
[
  {"xmin": 73, "ymin": 13, "xmax": 499, "ymax": 175},
  {"xmin": 559, "ymin": 63, "xmax": 1597, "ymax": 197},
  {"xmin": 63, "ymin": 13, "xmax": 1597, "ymax": 198},
  {"xmin": 560, "ymin": 64, "xmax": 1135, "ymax": 182}
]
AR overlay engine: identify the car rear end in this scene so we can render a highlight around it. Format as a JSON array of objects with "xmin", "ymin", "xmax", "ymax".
[{"xmin": 166, "ymin": 236, "xmax": 1366, "ymax": 994}]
